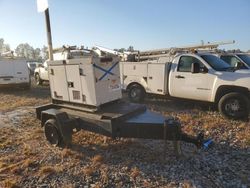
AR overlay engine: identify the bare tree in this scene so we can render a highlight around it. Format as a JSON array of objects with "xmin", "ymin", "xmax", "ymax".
[
  {"xmin": 41, "ymin": 45, "xmax": 48, "ymax": 60},
  {"xmin": 0, "ymin": 38, "xmax": 10, "ymax": 53},
  {"xmin": 127, "ymin": 46, "xmax": 134, "ymax": 52}
]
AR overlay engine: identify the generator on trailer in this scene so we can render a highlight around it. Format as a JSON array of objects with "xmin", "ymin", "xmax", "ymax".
[{"xmin": 36, "ymin": 46, "xmax": 211, "ymax": 155}]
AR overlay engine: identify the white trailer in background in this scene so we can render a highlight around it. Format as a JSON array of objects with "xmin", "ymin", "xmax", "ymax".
[{"xmin": 0, "ymin": 52, "xmax": 30, "ymax": 89}]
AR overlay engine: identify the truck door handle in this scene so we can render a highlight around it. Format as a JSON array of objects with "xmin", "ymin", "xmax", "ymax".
[{"xmin": 175, "ymin": 75, "xmax": 185, "ymax": 79}]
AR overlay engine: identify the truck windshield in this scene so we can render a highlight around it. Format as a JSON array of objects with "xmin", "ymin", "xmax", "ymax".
[
  {"xmin": 200, "ymin": 54, "xmax": 231, "ymax": 71},
  {"xmin": 237, "ymin": 54, "xmax": 250, "ymax": 66}
]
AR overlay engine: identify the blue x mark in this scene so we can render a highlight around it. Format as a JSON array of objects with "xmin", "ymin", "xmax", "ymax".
[{"xmin": 93, "ymin": 61, "xmax": 119, "ymax": 81}]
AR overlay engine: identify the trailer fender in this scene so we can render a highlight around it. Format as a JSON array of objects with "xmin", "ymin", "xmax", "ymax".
[{"xmin": 41, "ymin": 109, "xmax": 76, "ymax": 145}]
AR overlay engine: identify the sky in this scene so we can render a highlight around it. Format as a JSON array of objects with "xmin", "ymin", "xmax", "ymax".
[{"xmin": 0, "ymin": 0, "xmax": 250, "ymax": 51}]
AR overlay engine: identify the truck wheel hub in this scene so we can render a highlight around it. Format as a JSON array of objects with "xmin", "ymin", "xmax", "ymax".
[
  {"xmin": 131, "ymin": 89, "xmax": 140, "ymax": 98},
  {"xmin": 225, "ymin": 99, "xmax": 240, "ymax": 112}
]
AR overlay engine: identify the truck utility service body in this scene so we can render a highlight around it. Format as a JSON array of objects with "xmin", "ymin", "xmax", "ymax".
[
  {"xmin": 121, "ymin": 53, "xmax": 250, "ymax": 119},
  {"xmin": 0, "ymin": 56, "xmax": 30, "ymax": 88}
]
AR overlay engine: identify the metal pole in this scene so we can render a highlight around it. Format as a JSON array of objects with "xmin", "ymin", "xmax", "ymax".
[{"xmin": 45, "ymin": 8, "xmax": 53, "ymax": 60}]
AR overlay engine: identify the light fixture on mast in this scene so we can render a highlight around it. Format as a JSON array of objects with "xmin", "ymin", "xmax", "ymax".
[{"xmin": 37, "ymin": 0, "xmax": 53, "ymax": 60}]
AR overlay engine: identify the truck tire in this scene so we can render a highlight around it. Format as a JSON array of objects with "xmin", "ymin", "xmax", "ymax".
[
  {"xmin": 44, "ymin": 119, "xmax": 63, "ymax": 146},
  {"xmin": 218, "ymin": 92, "xmax": 249, "ymax": 120},
  {"xmin": 128, "ymin": 84, "xmax": 145, "ymax": 103},
  {"xmin": 35, "ymin": 73, "xmax": 43, "ymax": 86}
]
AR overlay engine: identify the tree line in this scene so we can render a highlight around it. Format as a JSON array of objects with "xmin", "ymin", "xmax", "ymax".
[
  {"xmin": 1, "ymin": 38, "xmax": 249, "ymax": 62},
  {"xmin": 0, "ymin": 38, "xmax": 48, "ymax": 61}
]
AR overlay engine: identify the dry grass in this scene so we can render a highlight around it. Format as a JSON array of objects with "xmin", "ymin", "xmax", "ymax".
[
  {"xmin": 100, "ymin": 167, "xmax": 109, "ymax": 184},
  {"xmin": 130, "ymin": 167, "xmax": 140, "ymax": 180},
  {"xmin": 1, "ymin": 179, "xmax": 19, "ymax": 188},
  {"xmin": 0, "ymin": 86, "xmax": 50, "ymax": 112},
  {"xmin": 82, "ymin": 166, "xmax": 95, "ymax": 176},
  {"xmin": 91, "ymin": 154, "xmax": 104, "ymax": 165},
  {"xmin": 61, "ymin": 148, "xmax": 75, "ymax": 158},
  {"xmin": 39, "ymin": 166, "xmax": 57, "ymax": 176},
  {"xmin": 0, "ymin": 86, "xmax": 249, "ymax": 187}
]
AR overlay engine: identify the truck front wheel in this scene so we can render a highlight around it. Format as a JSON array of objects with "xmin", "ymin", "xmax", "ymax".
[
  {"xmin": 128, "ymin": 84, "xmax": 145, "ymax": 103},
  {"xmin": 218, "ymin": 92, "xmax": 249, "ymax": 120},
  {"xmin": 35, "ymin": 73, "xmax": 43, "ymax": 86}
]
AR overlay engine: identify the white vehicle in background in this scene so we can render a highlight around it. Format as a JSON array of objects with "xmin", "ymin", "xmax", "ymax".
[
  {"xmin": 93, "ymin": 41, "xmax": 250, "ymax": 120},
  {"xmin": 0, "ymin": 52, "xmax": 31, "ymax": 89},
  {"xmin": 34, "ymin": 46, "xmax": 95, "ymax": 85},
  {"xmin": 27, "ymin": 61, "xmax": 42, "ymax": 75},
  {"xmin": 216, "ymin": 53, "xmax": 250, "ymax": 69},
  {"xmin": 34, "ymin": 60, "xmax": 49, "ymax": 85}
]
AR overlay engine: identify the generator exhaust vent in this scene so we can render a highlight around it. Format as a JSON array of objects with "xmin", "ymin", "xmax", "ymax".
[{"xmin": 72, "ymin": 90, "xmax": 80, "ymax": 100}]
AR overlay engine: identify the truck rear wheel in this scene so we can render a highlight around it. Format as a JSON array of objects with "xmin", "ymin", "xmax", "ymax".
[
  {"xmin": 128, "ymin": 84, "xmax": 145, "ymax": 103},
  {"xmin": 35, "ymin": 74, "xmax": 43, "ymax": 86},
  {"xmin": 44, "ymin": 119, "xmax": 63, "ymax": 146},
  {"xmin": 218, "ymin": 92, "xmax": 249, "ymax": 120}
]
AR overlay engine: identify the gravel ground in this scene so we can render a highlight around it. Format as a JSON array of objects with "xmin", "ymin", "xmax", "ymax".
[{"xmin": 0, "ymin": 82, "xmax": 249, "ymax": 188}]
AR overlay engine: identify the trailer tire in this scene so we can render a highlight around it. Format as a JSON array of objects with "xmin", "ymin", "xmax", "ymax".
[
  {"xmin": 128, "ymin": 84, "xmax": 145, "ymax": 103},
  {"xmin": 44, "ymin": 119, "xmax": 63, "ymax": 146},
  {"xmin": 218, "ymin": 92, "xmax": 249, "ymax": 120},
  {"xmin": 35, "ymin": 73, "xmax": 43, "ymax": 86}
]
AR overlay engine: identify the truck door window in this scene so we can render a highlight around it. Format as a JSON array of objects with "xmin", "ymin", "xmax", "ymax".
[
  {"xmin": 237, "ymin": 54, "xmax": 250, "ymax": 67},
  {"xmin": 178, "ymin": 56, "xmax": 204, "ymax": 72},
  {"xmin": 221, "ymin": 56, "xmax": 240, "ymax": 67}
]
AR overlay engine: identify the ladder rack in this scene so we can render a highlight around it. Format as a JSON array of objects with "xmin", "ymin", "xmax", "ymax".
[{"xmin": 133, "ymin": 40, "xmax": 235, "ymax": 61}]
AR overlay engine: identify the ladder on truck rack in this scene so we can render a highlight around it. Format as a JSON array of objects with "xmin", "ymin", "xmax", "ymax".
[{"xmin": 133, "ymin": 40, "xmax": 235, "ymax": 61}]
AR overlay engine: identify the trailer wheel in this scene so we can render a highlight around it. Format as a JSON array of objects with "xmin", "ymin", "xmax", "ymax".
[
  {"xmin": 128, "ymin": 84, "xmax": 145, "ymax": 103},
  {"xmin": 218, "ymin": 92, "xmax": 249, "ymax": 120},
  {"xmin": 44, "ymin": 119, "xmax": 62, "ymax": 146},
  {"xmin": 35, "ymin": 73, "xmax": 43, "ymax": 86}
]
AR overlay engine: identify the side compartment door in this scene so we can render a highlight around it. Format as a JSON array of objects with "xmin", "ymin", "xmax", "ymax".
[
  {"xmin": 14, "ymin": 60, "xmax": 29, "ymax": 83},
  {"xmin": 0, "ymin": 60, "xmax": 15, "ymax": 84},
  {"xmin": 49, "ymin": 65, "xmax": 69, "ymax": 101},
  {"xmin": 65, "ymin": 65, "xmax": 83, "ymax": 103},
  {"xmin": 147, "ymin": 63, "xmax": 166, "ymax": 94}
]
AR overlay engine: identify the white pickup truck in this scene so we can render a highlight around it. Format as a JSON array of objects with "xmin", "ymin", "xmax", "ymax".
[
  {"xmin": 34, "ymin": 61, "xmax": 49, "ymax": 85},
  {"xmin": 120, "ymin": 53, "xmax": 250, "ymax": 120}
]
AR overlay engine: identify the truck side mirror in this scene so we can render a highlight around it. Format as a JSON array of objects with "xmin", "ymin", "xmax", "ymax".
[{"xmin": 191, "ymin": 63, "xmax": 200, "ymax": 73}]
